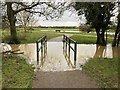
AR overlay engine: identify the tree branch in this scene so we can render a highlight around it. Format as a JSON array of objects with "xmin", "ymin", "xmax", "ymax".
[
  {"xmin": 14, "ymin": 2, "xmax": 40, "ymax": 14},
  {"xmin": 24, "ymin": 9, "xmax": 45, "ymax": 15}
]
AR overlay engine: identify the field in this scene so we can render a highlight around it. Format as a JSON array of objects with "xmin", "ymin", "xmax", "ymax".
[
  {"xmin": 1, "ymin": 27, "xmax": 118, "ymax": 88},
  {"xmin": 2, "ymin": 27, "xmax": 115, "ymax": 44}
]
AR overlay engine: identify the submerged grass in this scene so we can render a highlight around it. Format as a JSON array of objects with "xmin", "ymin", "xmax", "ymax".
[
  {"xmin": 82, "ymin": 58, "xmax": 118, "ymax": 88},
  {"xmin": 2, "ymin": 55, "xmax": 34, "ymax": 88}
]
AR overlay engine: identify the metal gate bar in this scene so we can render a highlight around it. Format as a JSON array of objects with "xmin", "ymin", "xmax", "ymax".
[
  {"xmin": 63, "ymin": 35, "xmax": 77, "ymax": 67},
  {"xmin": 36, "ymin": 35, "xmax": 47, "ymax": 65}
]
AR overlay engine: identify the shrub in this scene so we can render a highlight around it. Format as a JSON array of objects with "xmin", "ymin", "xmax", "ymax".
[{"xmin": 79, "ymin": 25, "xmax": 92, "ymax": 33}]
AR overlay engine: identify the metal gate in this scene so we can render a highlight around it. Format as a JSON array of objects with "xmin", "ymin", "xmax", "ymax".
[
  {"xmin": 63, "ymin": 35, "xmax": 77, "ymax": 67},
  {"xmin": 36, "ymin": 35, "xmax": 47, "ymax": 65}
]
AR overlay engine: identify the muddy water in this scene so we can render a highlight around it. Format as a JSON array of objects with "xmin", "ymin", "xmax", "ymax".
[
  {"xmin": 10, "ymin": 43, "xmax": 120, "ymax": 71},
  {"xmin": 39, "ymin": 42, "xmax": 73, "ymax": 71},
  {"xmin": 10, "ymin": 44, "xmax": 37, "ymax": 65},
  {"xmin": 76, "ymin": 44, "xmax": 120, "ymax": 69}
]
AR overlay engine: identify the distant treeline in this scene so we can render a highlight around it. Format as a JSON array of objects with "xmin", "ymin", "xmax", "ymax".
[
  {"xmin": 38, "ymin": 26, "xmax": 78, "ymax": 29},
  {"xmin": 16, "ymin": 25, "xmax": 78, "ymax": 29}
]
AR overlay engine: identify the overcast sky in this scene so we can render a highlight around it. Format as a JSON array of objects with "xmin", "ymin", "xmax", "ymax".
[
  {"xmin": 17, "ymin": 0, "xmax": 118, "ymax": 27},
  {"xmin": 35, "ymin": 10, "xmax": 86, "ymax": 27},
  {"xmin": 35, "ymin": 7, "xmax": 117, "ymax": 27},
  {"xmin": 32, "ymin": 0, "xmax": 118, "ymax": 27}
]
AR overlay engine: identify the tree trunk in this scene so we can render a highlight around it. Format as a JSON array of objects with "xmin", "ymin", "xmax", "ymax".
[
  {"xmin": 112, "ymin": 21, "xmax": 120, "ymax": 46},
  {"xmin": 96, "ymin": 28, "xmax": 101, "ymax": 44},
  {"xmin": 24, "ymin": 24, "xmax": 27, "ymax": 32},
  {"xmin": 101, "ymin": 28, "xmax": 106, "ymax": 46},
  {"xmin": 6, "ymin": 2, "xmax": 20, "ymax": 44},
  {"xmin": 95, "ymin": 27, "xmax": 106, "ymax": 46},
  {"xmin": 112, "ymin": 13, "xmax": 120, "ymax": 46}
]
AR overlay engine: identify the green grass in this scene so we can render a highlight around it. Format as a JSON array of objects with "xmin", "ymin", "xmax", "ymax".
[
  {"xmin": 82, "ymin": 58, "xmax": 118, "ymax": 88},
  {"xmin": 34, "ymin": 27, "xmax": 79, "ymax": 31},
  {"xmin": 2, "ymin": 28, "xmax": 114, "ymax": 44},
  {"xmin": 71, "ymin": 35, "xmax": 97, "ymax": 44},
  {"xmin": 2, "ymin": 29, "xmax": 63, "ymax": 44},
  {"xmin": 2, "ymin": 55, "xmax": 34, "ymax": 88},
  {"xmin": 0, "ymin": 59, "xmax": 1, "ymax": 89},
  {"xmin": 71, "ymin": 34, "xmax": 113, "ymax": 44},
  {"xmin": 19, "ymin": 31, "xmax": 63, "ymax": 43}
]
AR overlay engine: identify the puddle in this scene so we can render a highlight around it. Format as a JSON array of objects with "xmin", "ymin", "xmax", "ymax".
[{"xmin": 10, "ymin": 43, "xmax": 120, "ymax": 71}]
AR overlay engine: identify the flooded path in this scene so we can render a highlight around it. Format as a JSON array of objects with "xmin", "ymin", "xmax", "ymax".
[
  {"xmin": 10, "ymin": 43, "xmax": 120, "ymax": 71},
  {"xmin": 38, "ymin": 42, "xmax": 74, "ymax": 71},
  {"xmin": 10, "ymin": 38, "xmax": 120, "ymax": 88}
]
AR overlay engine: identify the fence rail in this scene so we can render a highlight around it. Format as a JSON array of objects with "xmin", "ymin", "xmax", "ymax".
[
  {"xmin": 63, "ymin": 35, "xmax": 77, "ymax": 67},
  {"xmin": 36, "ymin": 35, "xmax": 47, "ymax": 65}
]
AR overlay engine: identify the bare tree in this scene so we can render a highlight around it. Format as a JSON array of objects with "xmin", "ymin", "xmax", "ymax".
[
  {"xmin": 1, "ymin": 1, "xmax": 9, "ymax": 30},
  {"xmin": 28, "ymin": 14, "xmax": 39, "ymax": 30},
  {"xmin": 4, "ymin": 0, "xmax": 67, "ymax": 44},
  {"xmin": 17, "ymin": 11, "xmax": 37, "ymax": 32}
]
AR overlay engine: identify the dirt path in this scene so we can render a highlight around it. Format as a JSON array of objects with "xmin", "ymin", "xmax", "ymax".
[{"xmin": 32, "ymin": 70, "xmax": 98, "ymax": 88}]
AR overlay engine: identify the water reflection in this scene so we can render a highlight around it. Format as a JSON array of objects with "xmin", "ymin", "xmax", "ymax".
[
  {"xmin": 39, "ymin": 42, "xmax": 73, "ymax": 71},
  {"xmin": 76, "ymin": 44, "xmax": 120, "ymax": 70},
  {"xmin": 20, "ymin": 44, "xmax": 37, "ymax": 64},
  {"xmin": 112, "ymin": 46, "xmax": 120, "ymax": 58},
  {"xmin": 94, "ymin": 44, "xmax": 120, "ymax": 58},
  {"xmin": 39, "ymin": 43, "xmax": 47, "ymax": 67},
  {"xmin": 63, "ymin": 52, "xmax": 75, "ymax": 68},
  {"xmin": 10, "ymin": 44, "xmax": 37, "ymax": 65},
  {"xmin": 10, "ymin": 44, "xmax": 20, "ymax": 50},
  {"xmin": 94, "ymin": 44, "xmax": 106, "ymax": 58}
]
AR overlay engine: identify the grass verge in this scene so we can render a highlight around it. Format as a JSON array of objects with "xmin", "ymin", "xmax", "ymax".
[
  {"xmin": 71, "ymin": 35, "xmax": 97, "ymax": 44},
  {"xmin": 2, "ymin": 55, "xmax": 34, "ymax": 88},
  {"xmin": 0, "ymin": 59, "xmax": 2, "ymax": 89},
  {"xmin": 71, "ymin": 34, "xmax": 113, "ymax": 44},
  {"xmin": 82, "ymin": 58, "xmax": 118, "ymax": 88}
]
